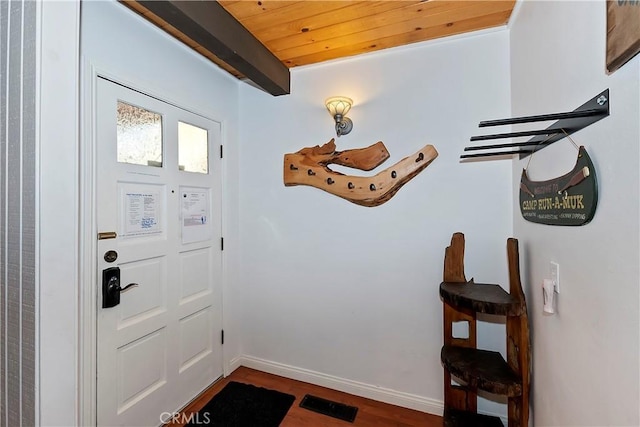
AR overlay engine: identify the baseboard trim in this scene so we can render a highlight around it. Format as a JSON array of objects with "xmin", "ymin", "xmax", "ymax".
[
  {"xmin": 237, "ymin": 355, "xmax": 444, "ymax": 416},
  {"xmin": 227, "ymin": 355, "xmax": 243, "ymax": 375}
]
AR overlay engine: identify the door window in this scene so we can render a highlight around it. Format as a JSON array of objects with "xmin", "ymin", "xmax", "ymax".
[
  {"xmin": 178, "ymin": 121, "xmax": 208, "ymax": 174},
  {"xmin": 117, "ymin": 100, "xmax": 163, "ymax": 167}
]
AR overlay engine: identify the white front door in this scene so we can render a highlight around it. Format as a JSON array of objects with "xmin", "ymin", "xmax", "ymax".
[{"xmin": 95, "ymin": 77, "xmax": 223, "ymax": 427}]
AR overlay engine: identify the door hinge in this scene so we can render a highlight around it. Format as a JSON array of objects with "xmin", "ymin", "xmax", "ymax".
[
  {"xmin": 221, "ymin": 237, "xmax": 224, "ymax": 251},
  {"xmin": 221, "ymin": 329, "xmax": 224, "ymax": 345},
  {"xmin": 220, "ymin": 145, "xmax": 223, "ymax": 159}
]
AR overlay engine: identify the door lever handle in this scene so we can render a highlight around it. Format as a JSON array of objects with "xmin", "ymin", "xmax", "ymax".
[
  {"xmin": 120, "ymin": 283, "xmax": 138, "ymax": 293},
  {"xmin": 107, "ymin": 277, "xmax": 138, "ymax": 293},
  {"xmin": 102, "ymin": 267, "xmax": 139, "ymax": 308}
]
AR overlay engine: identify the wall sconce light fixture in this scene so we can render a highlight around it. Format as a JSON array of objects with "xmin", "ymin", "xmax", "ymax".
[{"xmin": 325, "ymin": 96, "xmax": 353, "ymax": 137}]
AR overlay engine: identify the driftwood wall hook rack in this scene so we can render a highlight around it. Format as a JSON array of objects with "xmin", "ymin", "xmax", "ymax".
[
  {"xmin": 283, "ymin": 139, "xmax": 438, "ymax": 207},
  {"xmin": 462, "ymin": 89, "xmax": 610, "ymax": 160}
]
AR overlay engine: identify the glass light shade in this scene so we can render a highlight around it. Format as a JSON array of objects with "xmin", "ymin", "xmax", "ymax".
[{"xmin": 325, "ymin": 96, "xmax": 353, "ymax": 117}]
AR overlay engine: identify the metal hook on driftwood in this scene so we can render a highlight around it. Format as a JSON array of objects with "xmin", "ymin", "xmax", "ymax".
[{"xmin": 283, "ymin": 139, "xmax": 438, "ymax": 207}]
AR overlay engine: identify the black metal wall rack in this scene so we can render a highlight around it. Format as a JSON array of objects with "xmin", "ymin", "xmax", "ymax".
[{"xmin": 462, "ymin": 89, "xmax": 610, "ymax": 160}]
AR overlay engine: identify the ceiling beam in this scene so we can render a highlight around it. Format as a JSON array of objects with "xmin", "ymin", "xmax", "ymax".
[{"xmin": 135, "ymin": 0, "xmax": 290, "ymax": 96}]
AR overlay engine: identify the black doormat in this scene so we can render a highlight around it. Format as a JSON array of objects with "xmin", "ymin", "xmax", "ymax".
[
  {"xmin": 186, "ymin": 381, "xmax": 295, "ymax": 426},
  {"xmin": 299, "ymin": 394, "xmax": 358, "ymax": 422}
]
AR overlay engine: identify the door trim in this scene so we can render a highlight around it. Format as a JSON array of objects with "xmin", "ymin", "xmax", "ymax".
[{"xmin": 79, "ymin": 62, "xmax": 229, "ymax": 427}]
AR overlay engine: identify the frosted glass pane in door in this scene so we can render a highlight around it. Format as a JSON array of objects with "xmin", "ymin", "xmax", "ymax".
[
  {"xmin": 117, "ymin": 101, "xmax": 163, "ymax": 167},
  {"xmin": 178, "ymin": 122, "xmax": 208, "ymax": 174}
]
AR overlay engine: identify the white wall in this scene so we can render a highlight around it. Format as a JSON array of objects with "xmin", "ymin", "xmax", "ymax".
[
  {"xmin": 238, "ymin": 30, "xmax": 513, "ymax": 415},
  {"xmin": 37, "ymin": 2, "xmax": 80, "ymax": 425},
  {"xmin": 510, "ymin": 2, "xmax": 640, "ymax": 426}
]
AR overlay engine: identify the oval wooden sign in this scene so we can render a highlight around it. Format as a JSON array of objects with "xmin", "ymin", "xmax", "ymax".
[{"xmin": 520, "ymin": 146, "xmax": 597, "ymax": 226}]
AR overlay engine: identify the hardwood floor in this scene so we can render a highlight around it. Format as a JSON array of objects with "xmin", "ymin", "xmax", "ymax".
[{"xmin": 167, "ymin": 366, "xmax": 443, "ymax": 426}]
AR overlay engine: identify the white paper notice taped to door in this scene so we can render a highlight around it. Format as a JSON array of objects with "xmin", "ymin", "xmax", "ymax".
[
  {"xmin": 122, "ymin": 191, "xmax": 162, "ymax": 237},
  {"xmin": 181, "ymin": 188, "xmax": 212, "ymax": 244}
]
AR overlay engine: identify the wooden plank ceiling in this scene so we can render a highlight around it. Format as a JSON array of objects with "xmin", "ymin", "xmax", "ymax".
[
  {"xmin": 219, "ymin": 1, "xmax": 515, "ymax": 66},
  {"xmin": 124, "ymin": 1, "xmax": 516, "ymax": 95}
]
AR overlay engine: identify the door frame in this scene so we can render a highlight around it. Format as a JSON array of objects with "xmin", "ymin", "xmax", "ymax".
[{"xmin": 78, "ymin": 63, "xmax": 230, "ymax": 426}]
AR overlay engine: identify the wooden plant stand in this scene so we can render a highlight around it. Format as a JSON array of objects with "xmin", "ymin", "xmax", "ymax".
[{"xmin": 439, "ymin": 233, "xmax": 531, "ymax": 427}]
